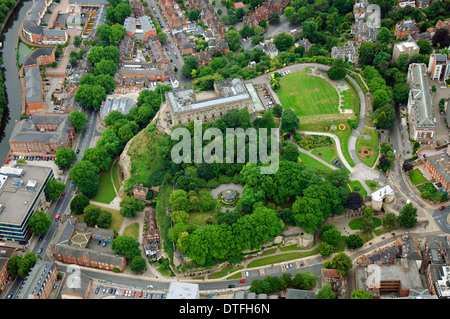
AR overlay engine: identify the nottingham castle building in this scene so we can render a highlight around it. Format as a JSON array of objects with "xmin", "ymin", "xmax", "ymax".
[{"xmin": 156, "ymin": 78, "xmax": 263, "ymax": 133}]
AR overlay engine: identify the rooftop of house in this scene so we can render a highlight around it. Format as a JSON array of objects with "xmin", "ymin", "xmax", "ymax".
[
  {"xmin": 425, "ymin": 151, "xmax": 450, "ymax": 184},
  {"xmin": 23, "ymin": 47, "xmax": 55, "ymax": 67},
  {"xmin": 408, "ymin": 63, "xmax": 434, "ymax": 128},
  {"xmin": 9, "ymin": 113, "xmax": 73, "ymax": 146}
]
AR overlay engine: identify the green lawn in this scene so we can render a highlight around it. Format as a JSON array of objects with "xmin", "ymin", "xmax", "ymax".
[
  {"xmin": 355, "ymin": 127, "xmax": 379, "ymax": 168},
  {"xmin": 311, "ymin": 144, "xmax": 339, "ymax": 165},
  {"xmin": 409, "ymin": 168, "xmax": 428, "ymax": 185},
  {"xmin": 298, "ymin": 152, "xmax": 334, "ymax": 173},
  {"xmin": 123, "ymin": 222, "xmax": 140, "ymax": 240},
  {"xmin": 277, "ymin": 70, "xmax": 340, "ymax": 117},
  {"xmin": 76, "ymin": 205, "xmax": 123, "ymax": 233},
  {"xmin": 348, "ymin": 217, "xmax": 382, "ymax": 230},
  {"xmin": 349, "ymin": 180, "xmax": 367, "ymax": 197},
  {"xmin": 91, "ymin": 169, "xmax": 116, "ymax": 204},
  {"xmin": 365, "ymin": 180, "xmax": 380, "ymax": 191}
]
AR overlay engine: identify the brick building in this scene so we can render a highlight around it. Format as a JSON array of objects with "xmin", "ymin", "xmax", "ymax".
[
  {"xmin": 407, "ymin": 63, "xmax": 434, "ymax": 143},
  {"xmin": 123, "ymin": 15, "xmax": 157, "ymax": 42},
  {"xmin": 423, "ymin": 235, "xmax": 449, "ymax": 297},
  {"xmin": 242, "ymin": 0, "xmax": 289, "ymax": 26},
  {"xmin": 114, "ymin": 62, "xmax": 172, "ymax": 86},
  {"xmin": 9, "ymin": 114, "xmax": 75, "ymax": 157},
  {"xmin": 16, "ymin": 261, "xmax": 58, "ymax": 299},
  {"xmin": 422, "ymin": 147, "xmax": 450, "ymax": 192},
  {"xmin": 428, "ymin": 53, "xmax": 450, "ymax": 82},
  {"xmin": 0, "ymin": 248, "xmax": 17, "ymax": 293},
  {"xmin": 395, "ymin": 20, "xmax": 419, "ymax": 39},
  {"xmin": 132, "ymin": 184, "xmax": 149, "ymax": 200},
  {"xmin": 50, "ymin": 217, "xmax": 126, "ymax": 272}
]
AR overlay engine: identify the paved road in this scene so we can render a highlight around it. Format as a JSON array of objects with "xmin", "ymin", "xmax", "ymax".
[{"xmin": 6, "ymin": 109, "xmax": 100, "ymax": 299}]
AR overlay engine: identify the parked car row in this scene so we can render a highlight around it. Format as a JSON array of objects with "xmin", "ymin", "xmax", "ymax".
[
  {"xmin": 278, "ymin": 70, "xmax": 291, "ymax": 77},
  {"xmin": 94, "ymin": 286, "xmax": 162, "ymax": 299},
  {"xmin": 13, "ymin": 155, "xmax": 54, "ymax": 161}
]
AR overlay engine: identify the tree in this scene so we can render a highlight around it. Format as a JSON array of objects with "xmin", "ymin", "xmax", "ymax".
[
  {"xmin": 327, "ymin": 65, "xmax": 346, "ymax": 80},
  {"xmin": 95, "ymin": 59, "xmax": 118, "ymax": 76},
  {"xmin": 321, "ymin": 227, "xmax": 341, "ymax": 246},
  {"xmin": 282, "ymin": 143, "xmax": 300, "ymax": 162},
  {"xmin": 398, "ymin": 203, "xmax": 418, "ymax": 228},
  {"xmin": 55, "ymin": 147, "xmax": 77, "ymax": 168},
  {"xmin": 281, "ymin": 109, "xmax": 300, "ymax": 133},
  {"xmin": 376, "ymin": 27, "xmax": 392, "ymax": 43},
  {"xmin": 417, "ymin": 38, "xmax": 432, "ymax": 55},
  {"xmin": 171, "ymin": 210, "xmax": 189, "ymax": 224},
  {"xmin": 272, "ymin": 104, "xmax": 283, "ymax": 117},
  {"xmin": 130, "ymin": 256, "xmax": 147, "ymax": 273},
  {"xmin": 69, "ymin": 110, "xmax": 88, "ymax": 132},
  {"xmin": 318, "ymin": 242, "xmax": 334, "ymax": 257},
  {"xmin": 111, "ymin": 235, "xmax": 141, "ymax": 260},
  {"xmin": 331, "ymin": 252, "xmax": 353, "ymax": 275},
  {"xmin": 18, "ymin": 252, "xmax": 36, "ymax": 278},
  {"xmin": 70, "ymin": 161, "xmax": 100, "ymax": 198},
  {"xmin": 347, "ymin": 192, "xmax": 363, "ymax": 211},
  {"xmin": 181, "ymin": 56, "xmax": 198, "ymax": 78},
  {"xmin": 169, "ymin": 189, "xmax": 191, "ymax": 212},
  {"xmin": 44, "ymin": 178, "xmax": 66, "ymax": 201},
  {"xmin": 269, "ymin": 12, "xmax": 280, "ymax": 25},
  {"xmin": 120, "ymin": 195, "xmax": 145, "ymax": 218},
  {"xmin": 351, "ymin": 289, "xmax": 373, "ymax": 299},
  {"xmin": 292, "ymin": 270, "xmax": 318, "ymax": 290},
  {"xmin": 382, "ymin": 212, "xmax": 397, "ymax": 230},
  {"xmin": 109, "ymin": 23, "xmax": 126, "ymax": 44},
  {"xmin": 106, "ymin": 2, "xmax": 131, "ymax": 23},
  {"xmin": 226, "ymin": 29, "xmax": 242, "ymax": 51},
  {"xmin": 74, "ymin": 35, "xmax": 82, "ymax": 47},
  {"xmin": 28, "ymin": 211, "xmax": 51, "ymax": 236},
  {"xmin": 82, "ymin": 147, "xmax": 112, "ymax": 171},
  {"xmin": 187, "ymin": 9, "xmax": 200, "ymax": 21},
  {"xmin": 158, "ymin": 31, "xmax": 167, "ymax": 44},
  {"xmin": 96, "ymin": 128, "xmax": 123, "ymax": 156},
  {"xmin": 346, "ymin": 234, "xmax": 364, "ymax": 249},
  {"xmin": 74, "ymin": 84, "xmax": 107, "ymax": 110},
  {"xmin": 359, "ymin": 42, "xmax": 376, "ymax": 66},
  {"xmin": 393, "ymin": 82, "xmax": 409, "ymax": 104},
  {"xmin": 70, "ymin": 194, "xmax": 90, "ymax": 214},
  {"xmin": 273, "ymin": 33, "xmax": 294, "ymax": 51},
  {"xmin": 360, "ymin": 207, "xmax": 375, "ymax": 235},
  {"xmin": 315, "ymin": 284, "xmax": 335, "ymax": 299}
]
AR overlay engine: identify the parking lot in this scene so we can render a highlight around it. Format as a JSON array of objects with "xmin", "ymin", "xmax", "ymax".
[
  {"xmin": 254, "ymin": 83, "xmax": 273, "ymax": 110},
  {"xmin": 92, "ymin": 284, "xmax": 165, "ymax": 299}
]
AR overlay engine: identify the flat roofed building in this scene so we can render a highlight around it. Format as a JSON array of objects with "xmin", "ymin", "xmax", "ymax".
[
  {"xmin": 0, "ymin": 247, "xmax": 17, "ymax": 292},
  {"xmin": 392, "ymin": 41, "xmax": 419, "ymax": 61},
  {"xmin": 407, "ymin": 63, "xmax": 434, "ymax": 143},
  {"xmin": 0, "ymin": 164, "xmax": 52, "ymax": 242},
  {"xmin": 428, "ymin": 53, "xmax": 450, "ymax": 82},
  {"xmin": 166, "ymin": 282, "xmax": 199, "ymax": 299}
]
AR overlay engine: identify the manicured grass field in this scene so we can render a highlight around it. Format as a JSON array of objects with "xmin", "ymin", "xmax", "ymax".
[
  {"xmin": 365, "ymin": 180, "xmax": 381, "ymax": 191},
  {"xmin": 409, "ymin": 168, "xmax": 428, "ymax": 185},
  {"xmin": 123, "ymin": 222, "xmax": 140, "ymax": 240},
  {"xmin": 298, "ymin": 152, "xmax": 334, "ymax": 173},
  {"xmin": 349, "ymin": 180, "xmax": 367, "ymax": 197},
  {"xmin": 355, "ymin": 127, "xmax": 379, "ymax": 168},
  {"xmin": 348, "ymin": 217, "xmax": 382, "ymax": 230},
  {"xmin": 277, "ymin": 70, "xmax": 340, "ymax": 117},
  {"xmin": 91, "ymin": 169, "xmax": 116, "ymax": 204}
]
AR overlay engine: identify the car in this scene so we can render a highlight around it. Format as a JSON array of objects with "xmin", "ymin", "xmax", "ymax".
[
  {"xmin": 46, "ymin": 83, "xmax": 51, "ymax": 85},
  {"xmin": 6, "ymin": 294, "xmax": 13, "ymax": 299},
  {"xmin": 76, "ymin": 149, "xmax": 80, "ymax": 154},
  {"xmin": 288, "ymin": 263, "xmax": 293, "ymax": 269},
  {"xmin": 139, "ymin": 292, "xmax": 143, "ymax": 297},
  {"xmin": 54, "ymin": 214, "xmax": 60, "ymax": 221},
  {"xmin": 95, "ymin": 287, "xmax": 100, "ymax": 294},
  {"xmin": 240, "ymin": 279, "xmax": 247, "ymax": 283},
  {"xmin": 148, "ymin": 293, "xmax": 153, "ymax": 299},
  {"xmin": 122, "ymin": 290, "xmax": 126, "ymax": 296},
  {"xmin": 228, "ymin": 285, "xmax": 235, "ymax": 288},
  {"xmin": 53, "ymin": 283, "xmax": 58, "ymax": 289},
  {"xmin": 97, "ymin": 240, "xmax": 102, "ymax": 245},
  {"xmin": 440, "ymin": 206, "xmax": 445, "ymax": 210},
  {"xmin": 43, "ymin": 156, "xmax": 46, "ymax": 160},
  {"xmin": 37, "ymin": 248, "xmax": 43, "ymax": 254},
  {"xmin": 143, "ymin": 292, "xmax": 148, "ymax": 298},
  {"xmin": 61, "ymin": 192, "xmax": 65, "ymax": 196},
  {"xmin": 165, "ymin": 47, "xmax": 168, "ymax": 51},
  {"xmin": 146, "ymin": 285, "xmax": 153, "ymax": 289},
  {"xmin": 168, "ymin": 40, "xmax": 170, "ymax": 43},
  {"xmin": 102, "ymin": 241, "xmax": 107, "ymax": 247},
  {"xmin": 131, "ymin": 291, "xmax": 136, "ymax": 297},
  {"xmin": 167, "ymin": 52, "xmax": 170, "ymax": 56}
]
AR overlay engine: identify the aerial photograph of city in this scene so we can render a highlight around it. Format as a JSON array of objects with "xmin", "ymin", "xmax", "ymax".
[{"xmin": 0, "ymin": 0, "xmax": 448, "ymax": 311}]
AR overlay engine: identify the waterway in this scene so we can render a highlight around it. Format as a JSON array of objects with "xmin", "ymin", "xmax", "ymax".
[{"xmin": 0, "ymin": 0, "xmax": 33, "ymax": 163}]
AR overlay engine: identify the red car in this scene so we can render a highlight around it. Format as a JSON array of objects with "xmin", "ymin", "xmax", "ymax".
[
  {"xmin": 240, "ymin": 279, "xmax": 247, "ymax": 283},
  {"xmin": 168, "ymin": 40, "xmax": 170, "ymax": 43},
  {"xmin": 139, "ymin": 292, "xmax": 143, "ymax": 297},
  {"xmin": 131, "ymin": 291, "xmax": 136, "ymax": 297},
  {"xmin": 61, "ymin": 192, "xmax": 65, "ymax": 196},
  {"xmin": 440, "ymin": 206, "xmax": 445, "ymax": 211},
  {"xmin": 122, "ymin": 290, "xmax": 126, "ymax": 296}
]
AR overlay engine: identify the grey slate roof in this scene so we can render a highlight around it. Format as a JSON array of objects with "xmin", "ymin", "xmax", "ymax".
[
  {"xmin": 408, "ymin": 63, "xmax": 434, "ymax": 128},
  {"xmin": 9, "ymin": 113, "xmax": 72, "ymax": 145},
  {"xmin": 68, "ymin": 0, "xmax": 108, "ymax": 4},
  {"xmin": 23, "ymin": 47, "xmax": 55, "ymax": 67},
  {"xmin": 22, "ymin": 19, "xmax": 43, "ymax": 35},
  {"xmin": 24, "ymin": 67, "xmax": 41, "ymax": 104}
]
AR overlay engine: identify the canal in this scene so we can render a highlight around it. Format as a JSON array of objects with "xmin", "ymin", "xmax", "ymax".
[{"xmin": 0, "ymin": 0, "xmax": 33, "ymax": 163}]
